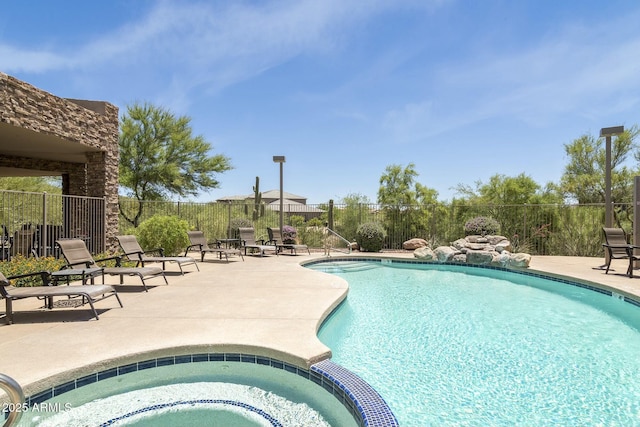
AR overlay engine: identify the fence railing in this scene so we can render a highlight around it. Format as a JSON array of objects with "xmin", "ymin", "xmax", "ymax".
[
  {"xmin": 0, "ymin": 190, "xmax": 105, "ymax": 259},
  {"xmin": 0, "ymin": 190, "xmax": 628, "ymax": 258},
  {"xmin": 118, "ymin": 198, "xmax": 626, "ymax": 257}
]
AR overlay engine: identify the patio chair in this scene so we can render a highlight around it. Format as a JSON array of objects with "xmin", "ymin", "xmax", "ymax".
[
  {"xmin": 10, "ymin": 227, "xmax": 36, "ymax": 259},
  {"xmin": 238, "ymin": 227, "xmax": 278, "ymax": 257},
  {"xmin": 0, "ymin": 271, "xmax": 122, "ymax": 324},
  {"xmin": 57, "ymin": 239, "xmax": 168, "ymax": 292},
  {"xmin": 184, "ymin": 231, "xmax": 244, "ymax": 262},
  {"xmin": 116, "ymin": 235, "xmax": 199, "ymax": 275},
  {"xmin": 267, "ymin": 227, "xmax": 310, "ymax": 255},
  {"xmin": 0, "ymin": 225, "xmax": 10, "ymax": 261},
  {"xmin": 602, "ymin": 227, "xmax": 640, "ymax": 277}
]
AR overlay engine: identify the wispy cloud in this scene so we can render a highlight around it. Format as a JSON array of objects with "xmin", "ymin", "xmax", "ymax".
[
  {"xmin": 381, "ymin": 9, "xmax": 640, "ymax": 141},
  {"xmin": 0, "ymin": 0, "xmax": 443, "ymax": 104}
]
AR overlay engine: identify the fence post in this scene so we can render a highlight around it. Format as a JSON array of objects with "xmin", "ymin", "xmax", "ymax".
[
  {"xmin": 523, "ymin": 204, "xmax": 527, "ymax": 242},
  {"xmin": 227, "ymin": 201, "xmax": 232, "ymax": 238},
  {"xmin": 328, "ymin": 199, "xmax": 334, "ymax": 229},
  {"xmin": 41, "ymin": 192, "xmax": 47, "ymax": 257},
  {"xmin": 103, "ymin": 196, "xmax": 107, "ymax": 254}
]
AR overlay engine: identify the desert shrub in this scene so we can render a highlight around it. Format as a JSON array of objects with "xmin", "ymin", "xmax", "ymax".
[
  {"xmin": 282, "ymin": 225, "xmax": 297, "ymax": 243},
  {"xmin": 136, "ymin": 215, "xmax": 190, "ymax": 256},
  {"xmin": 464, "ymin": 216, "xmax": 500, "ymax": 236},
  {"xmin": 229, "ymin": 217, "xmax": 253, "ymax": 239},
  {"xmin": 356, "ymin": 222, "xmax": 386, "ymax": 252},
  {"xmin": 0, "ymin": 255, "xmax": 66, "ymax": 287}
]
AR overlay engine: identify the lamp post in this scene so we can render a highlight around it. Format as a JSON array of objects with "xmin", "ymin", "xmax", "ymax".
[
  {"xmin": 273, "ymin": 156, "xmax": 286, "ymax": 232},
  {"xmin": 600, "ymin": 126, "xmax": 624, "ymax": 228}
]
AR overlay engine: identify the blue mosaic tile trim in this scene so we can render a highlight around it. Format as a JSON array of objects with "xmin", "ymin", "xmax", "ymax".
[
  {"xmin": 304, "ymin": 256, "xmax": 640, "ymax": 308},
  {"xmin": 625, "ymin": 296, "xmax": 640, "ymax": 308},
  {"xmin": 23, "ymin": 353, "xmax": 372, "ymax": 427},
  {"xmin": 99, "ymin": 399, "xmax": 283, "ymax": 427},
  {"xmin": 311, "ymin": 359, "xmax": 399, "ymax": 427}
]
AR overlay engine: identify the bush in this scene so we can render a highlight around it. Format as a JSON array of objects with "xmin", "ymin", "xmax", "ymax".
[
  {"xmin": 0, "ymin": 255, "xmax": 66, "ymax": 287},
  {"xmin": 356, "ymin": 222, "xmax": 386, "ymax": 252},
  {"xmin": 464, "ymin": 216, "xmax": 500, "ymax": 236},
  {"xmin": 136, "ymin": 215, "xmax": 190, "ymax": 256},
  {"xmin": 282, "ymin": 225, "xmax": 297, "ymax": 243},
  {"xmin": 229, "ymin": 217, "xmax": 253, "ymax": 239}
]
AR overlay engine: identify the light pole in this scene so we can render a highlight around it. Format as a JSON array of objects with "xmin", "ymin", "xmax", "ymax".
[
  {"xmin": 600, "ymin": 126, "xmax": 624, "ymax": 228},
  {"xmin": 273, "ymin": 156, "xmax": 286, "ymax": 232}
]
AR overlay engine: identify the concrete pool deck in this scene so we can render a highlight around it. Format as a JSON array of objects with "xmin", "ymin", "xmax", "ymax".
[{"xmin": 1, "ymin": 252, "xmax": 640, "ymax": 397}]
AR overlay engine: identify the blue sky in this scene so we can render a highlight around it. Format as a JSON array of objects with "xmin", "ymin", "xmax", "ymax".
[{"xmin": 1, "ymin": 0, "xmax": 639, "ymax": 204}]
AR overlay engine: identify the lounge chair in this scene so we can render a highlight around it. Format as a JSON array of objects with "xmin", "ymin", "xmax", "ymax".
[
  {"xmin": 116, "ymin": 235, "xmax": 199, "ymax": 275},
  {"xmin": 267, "ymin": 227, "xmax": 310, "ymax": 255},
  {"xmin": 185, "ymin": 231, "xmax": 244, "ymax": 262},
  {"xmin": 602, "ymin": 227, "xmax": 640, "ymax": 277},
  {"xmin": 0, "ymin": 271, "xmax": 122, "ymax": 324},
  {"xmin": 57, "ymin": 239, "xmax": 167, "ymax": 292},
  {"xmin": 238, "ymin": 227, "xmax": 278, "ymax": 257}
]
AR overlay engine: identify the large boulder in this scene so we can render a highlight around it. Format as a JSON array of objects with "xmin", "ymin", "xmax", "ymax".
[
  {"xmin": 451, "ymin": 238, "xmax": 468, "ymax": 250},
  {"xmin": 466, "ymin": 250, "xmax": 495, "ymax": 265},
  {"xmin": 403, "ymin": 238, "xmax": 428, "ymax": 250},
  {"xmin": 434, "ymin": 246, "xmax": 457, "ymax": 262},
  {"xmin": 508, "ymin": 253, "xmax": 531, "ymax": 268},
  {"xmin": 486, "ymin": 235, "xmax": 509, "ymax": 245},
  {"xmin": 414, "ymin": 247, "xmax": 435, "ymax": 260},
  {"xmin": 491, "ymin": 252, "xmax": 511, "ymax": 266}
]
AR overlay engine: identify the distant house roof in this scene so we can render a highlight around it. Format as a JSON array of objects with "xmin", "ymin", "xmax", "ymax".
[
  {"xmin": 266, "ymin": 199, "xmax": 324, "ymax": 219},
  {"xmin": 260, "ymin": 190, "xmax": 306, "ymax": 203},
  {"xmin": 216, "ymin": 194, "xmax": 250, "ymax": 202}
]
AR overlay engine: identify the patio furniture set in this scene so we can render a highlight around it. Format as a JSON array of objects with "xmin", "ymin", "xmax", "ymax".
[{"xmin": 0, "ymin": 227, "xmax": 308, "ymax": 325}]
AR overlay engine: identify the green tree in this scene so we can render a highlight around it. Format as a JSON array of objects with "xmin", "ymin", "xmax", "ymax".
[
  {"xmin": 379, "ymin": 163, "xmax": 420, "ymax": 205},
  {"xmin": 455, "ymin": 173, "xmax": 561, "ymax": 205},
  {"xmin": 336, "ymin": 193, "xmax": 372, "ymax": 241},
  {"xmin": 119, "ymin": 102, "xmax": 232, "ymax": 226},
  {"xmin": 560, "ymin": 127, "xmax": 639, "ymax": 204},
  {"xmin": 377, "ymin": 163, "xmax": 440, "ymax": 247},
  {"xmin": 454, "ymin": 173, "xmax": 562, "ymax": 254}
]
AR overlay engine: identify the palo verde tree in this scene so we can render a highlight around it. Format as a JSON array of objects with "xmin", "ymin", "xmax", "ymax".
[
  {"xmin": 119, "ymin": 102, "xmax": 232, "ymax": 226},
  {"xmin": 377, "ymin": 163, "xmax": 440, "ymax": 247},
  {"xmin": 559, "ymin": 126, "xmax": 639, "ymax": 227},
  {"xmin": 560, "ymin": 127, "xmax": 639, "ymax": 205}
]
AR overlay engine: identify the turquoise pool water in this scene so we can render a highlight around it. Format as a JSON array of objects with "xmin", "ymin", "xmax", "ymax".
[{"xmin": 310, "ymin": 260, "xmax": 640, "ymax": 427}]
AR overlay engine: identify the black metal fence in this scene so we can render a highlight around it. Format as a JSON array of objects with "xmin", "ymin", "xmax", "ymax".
[
  {"xmin": 0, "ymin": 189, "xmax": 627, "ymax": 258},
  {"xmin": 118, "ymin": 198, "xmax": 626, "ymax": 257},
  {"xmin": 0, "ymin": 190, "xmax": 105, "ymax": 259}
]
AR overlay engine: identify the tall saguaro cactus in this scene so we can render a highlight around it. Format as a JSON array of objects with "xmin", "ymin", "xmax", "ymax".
[{"xmin": 252, "ymin": 176, "xmax": 263, "ymax": 220}]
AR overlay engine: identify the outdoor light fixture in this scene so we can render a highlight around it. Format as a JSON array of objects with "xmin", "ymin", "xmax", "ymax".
[
  {"xmin": 600, "ymin": 126, "xmax": 624, "ymax": 229},
  {"xmin": 273, "ymin": 156, "xmax": 286, "ymax": 232}
]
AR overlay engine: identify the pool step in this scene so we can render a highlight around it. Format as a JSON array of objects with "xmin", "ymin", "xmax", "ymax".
[{"xmin": 310, "ymin": 261, "xmax": 380, "ymax": 273}]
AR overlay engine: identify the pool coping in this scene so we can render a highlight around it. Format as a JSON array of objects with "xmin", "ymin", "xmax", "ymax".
[{"xmin": 13, "ymin": 352, "xmax": 398, "ymax": 427}]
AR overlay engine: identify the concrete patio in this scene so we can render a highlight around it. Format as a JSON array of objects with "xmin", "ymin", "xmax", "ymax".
[{"xmin": 1, "ymin": 252, "xmax": 640, "ymax": 398}]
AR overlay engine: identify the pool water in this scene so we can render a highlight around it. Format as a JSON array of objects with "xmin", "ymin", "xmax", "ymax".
[
  {"xmin": 311, "ymin": 260, "xmax": 640, "ymax": 426},
  {"xmin": 21, "ymin": 360, "xmax": 357, "ymax": 427}
]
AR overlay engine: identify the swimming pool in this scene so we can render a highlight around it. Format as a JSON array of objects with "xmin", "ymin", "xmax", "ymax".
[
  {"xmin": 308, "ymin": 258, "xmax": 640, "ymax": 426},
  {"xmin": 15, "ymin": 354, "xmax": 364, "ymax": 427}
]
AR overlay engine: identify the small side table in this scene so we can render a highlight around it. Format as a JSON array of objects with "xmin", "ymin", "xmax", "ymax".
[{"xmin": 215, "ymin": 238, "xmax": 241, "ymax": 249}]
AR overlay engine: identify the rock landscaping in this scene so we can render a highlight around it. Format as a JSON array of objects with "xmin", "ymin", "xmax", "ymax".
[{"xmin": 409, "ymin": 235, "xmax": 531, "ymax": 268}]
